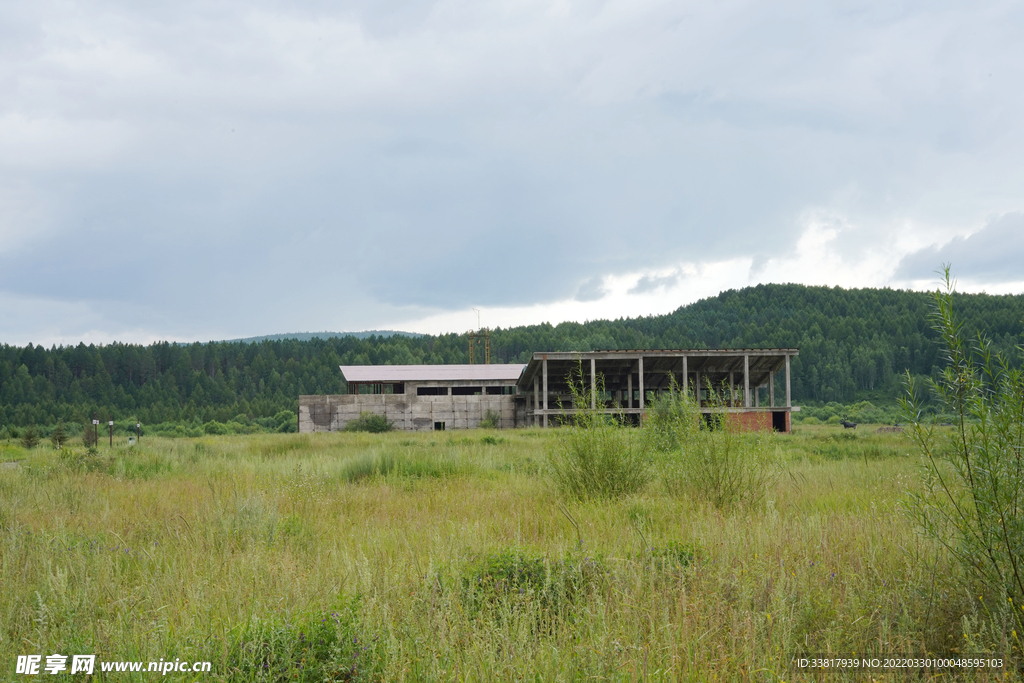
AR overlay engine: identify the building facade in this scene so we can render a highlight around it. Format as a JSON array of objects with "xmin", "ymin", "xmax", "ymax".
[{"xmin": 298, "ymin": 348, "xmax": 799, "ymax": 433}]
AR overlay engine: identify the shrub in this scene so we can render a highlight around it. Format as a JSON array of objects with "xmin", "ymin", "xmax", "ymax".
[
  {"xmin": 547, "ymin": 363, "xmax": 651, "ymax": 499},
  {"xmin": 648, "ymin": 389, "xmax": 781, "ymax": 509},
  {"xmin": 479, "ymin": 409, "xmax": 501, "ymax": 429},
  {"xmin": 344, "ymin": 413, "xmax": 394, "ymax": 433},
  {"xmin": 49, "ymin": 422, "xmax": 69, "ymax": 449},
  {"xmin": 902, "ymin": 268, "xmax": 1024, "ymax": 637},
  {"xmin": 19, "ymin": 426, "xmax": 40, "ymax": 449}
]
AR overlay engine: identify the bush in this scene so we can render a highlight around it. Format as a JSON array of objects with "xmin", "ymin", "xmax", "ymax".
[
  {"xmin": 19, "ymin": 426, "xmax": 40, "ymax": 449},
  {"xmin": 344, "ymin": 413, "xmax": 394, "ymax": 433},
  {"xmin": 547, "ymin": 363, "xmax": 651, "ymax": 499},
  {"xmin": 903, "ymin": 268, "xmax": 1024, "ymax": 638},
  {"xmin": 49, "ymin": 422, "xmax": 69, "ymax": 449},
  {"xmin": 648, "ymin": 389, "xmax": 781, "ymax": 509},
  {"xmin": 479, "ymin": 409, "xmax": 501, "ymax": 429}
]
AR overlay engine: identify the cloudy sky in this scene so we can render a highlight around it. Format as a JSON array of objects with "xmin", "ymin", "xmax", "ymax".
[{"xmin": 2, "ymin": 0, "xmax": 1023, "ymax": 346}]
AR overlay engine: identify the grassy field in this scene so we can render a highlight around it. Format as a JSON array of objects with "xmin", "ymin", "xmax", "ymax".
[{"xmin": 0, "ymin": 425, "xmax": 1018, "ymax": 681}]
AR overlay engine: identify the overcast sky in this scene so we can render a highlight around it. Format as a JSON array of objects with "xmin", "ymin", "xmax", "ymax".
[{"xmin": 2, "ymin": 0, "xmax": 1023, "ymax": 346}]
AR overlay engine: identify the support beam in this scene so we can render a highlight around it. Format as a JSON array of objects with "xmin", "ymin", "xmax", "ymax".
[
  {"xmin": 533, "ymin": 377, "xmax": 539, "ymax": 427},
  {"xmin": 542, "ymin": 358, "xmax": 549, "ymax": 428},
  {"xmin": 627, "ymin": 372, "xmax": 633, "ymax": 409},
  {"xmin": 769, "ymin": 371, "xmax": 775, "ymax": 407},
  {"xmin": 744, "ymin": 355, "xmax": 750, "ymax": 408},
  {"xmin": 785, "ymin": 354, "xmax": 791, "ymax": 408},
  {"xmin": 695, "ymin": 371, "xmax": 701, "ymax": 405},
  {"xmin": 682, "ymin": 355, "xmax": 688, "ymax": 395},
  {"xmin": 729, "ymin": 371, "xmax": 734, "ymax": 406},
  {"xmin": 638, "ymin": 356, "xmax": 645, "ymax": 411},
  {"xmin": 590, "ymin": 357, "xmax": 596, "ymax": 410}
]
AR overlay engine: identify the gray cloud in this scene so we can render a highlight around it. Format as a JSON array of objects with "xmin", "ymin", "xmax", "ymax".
[
  {"xmin": 629, "ymin": 272, "xmax": 679, "ymax": 295},
  {"xmin": 1, "ymin": 0, "xmax": 1023, "ymax": 343},
  {"xmin": 896, "ymin": 213, "xmax": 1024, "ymax": 283},
  {"xmin": 574, "ymin": 276, "xmax": 607, "ymax": 302}
]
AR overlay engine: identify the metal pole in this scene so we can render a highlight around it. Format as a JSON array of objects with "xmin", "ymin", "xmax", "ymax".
[
  {"xmin": 137, "ymin": 422, "xmax": 141, "ymax": 442},
  {"xmin": 108, "ymin": 415, "xmax": 113, "ymax": 447}
]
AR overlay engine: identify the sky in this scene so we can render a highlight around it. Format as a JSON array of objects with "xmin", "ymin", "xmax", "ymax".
[{"xmin": 2, "ymin": 0, "xmax": 1024, "ymax": 347}]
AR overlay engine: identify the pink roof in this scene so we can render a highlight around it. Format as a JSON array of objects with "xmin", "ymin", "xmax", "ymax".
[{"xmin": 340, "ymin": 364, "xmax": 526, "ymax": 383}]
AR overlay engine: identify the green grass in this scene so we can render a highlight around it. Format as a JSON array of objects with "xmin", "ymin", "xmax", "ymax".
[{"xmin": 0, "ymin": 426, "xmax": 1017, "ymax": 681}]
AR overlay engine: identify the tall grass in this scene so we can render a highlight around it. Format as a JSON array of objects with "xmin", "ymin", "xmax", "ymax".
[{"xmin": 0, "ymin": 427, "xmax": 1016, "ymax": 680}]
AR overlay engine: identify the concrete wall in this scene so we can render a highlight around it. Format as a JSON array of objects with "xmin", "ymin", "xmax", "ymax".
[{"xmin": 299, "ymin": 381, "xmax": 522, "ymax": 432}]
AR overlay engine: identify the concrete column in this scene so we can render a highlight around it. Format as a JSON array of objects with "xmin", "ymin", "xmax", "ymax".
[
  {"xmin": 542, "ymin": 358, "xmax": 549, "ymax": 428},
  {"xmin": 744, "ymin": 355, "xmax": 750, "ymax": 408},
  {"xmin": 755, "ymin": 384, "xmax": 760, "ymax": 407},
  {"xmin": 729, "ymin": 371, "xmax": 734, "ymax": 406},
  {"xmin": 533, "ymin": 377, "xmax": 539, "ymax": 427},
  {"xmin": 769, "ymin": 371, "xmax": 775, "ymax": 407},
  {"xmin": 590, "ymin": 357, "xmax": 597, "ymax": 410},
  {"xmin": 785, "ymin": 354, "xmax": 792, "ymax": 407},
  {"xmin": 627, "ymin": 372, "xmax": 632, "ymax": 409},
  {"xmin": 695, "ymin": 371, "xmax": 701, "ymax": 405},
  {"xmin": 682, "ymin": 356, "xmax": 688, "ymax": 395},
  {"xmin": 638, "ymin": 356, "xmax": 645, "ymax": 410}
]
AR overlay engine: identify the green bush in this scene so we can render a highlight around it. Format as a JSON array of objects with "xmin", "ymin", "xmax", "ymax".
[
  {"xmin": 343, "ymin": 413, "xmax": 394, "ymax": 433},
  {"xmin": 547, "ymin": 364, "xmax": 651, "ymax": 499},
  {"xmin": 479, "ymin": 409, "xmax": 501, "ymax": 429},
  {"xmin": 648, "ymin": 390, "xmax": 781, "ymax": 509},
  {"xmin": 19, "ymin": 426, "xmax": 40, "ymax": 449},
  {"xmin": 903, "ymin": 268, "xmax": 1024, "ymax": 638}
]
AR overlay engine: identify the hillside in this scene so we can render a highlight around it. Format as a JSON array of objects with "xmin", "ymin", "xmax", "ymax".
[{"xmin": 2, "ymin": 283, "xmax": 1023, "ymax": 429}]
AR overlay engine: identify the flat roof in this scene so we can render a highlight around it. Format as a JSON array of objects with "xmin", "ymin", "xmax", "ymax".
[{"xmin": 340, "ymin": 364, "xmax": 526, "ymax": 383}]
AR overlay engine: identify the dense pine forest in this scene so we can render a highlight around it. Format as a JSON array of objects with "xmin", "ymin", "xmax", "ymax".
[{"xmin": 2, "ymin": 283, "xmax": 1023, "ymax": 435}]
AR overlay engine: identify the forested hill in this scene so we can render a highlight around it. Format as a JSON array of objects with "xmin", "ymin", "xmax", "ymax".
[{"xmin": 2, "ymin": 283, "xmax": 1023, "ymax": 429}]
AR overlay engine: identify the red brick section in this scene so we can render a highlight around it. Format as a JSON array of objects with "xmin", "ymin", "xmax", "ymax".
[{"xmin": 725, "ymin": 411, "xmax": 790, "ymax": 433}]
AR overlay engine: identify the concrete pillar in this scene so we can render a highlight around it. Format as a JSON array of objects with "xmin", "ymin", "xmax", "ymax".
[
  {"xmin": 744, "ymin": 355, "xmax": 750, "ymax": 408},
  {"xmin": 627, "ymin": 372, "xmax": 632, "ymax": 409},
  {"xmin": 695, "ymin": 371, "xmax": 701, "ymax": 405},
  {"xmin": 769, "ymin": 371, "xmax": 775, "ymax": 407},
  {"xmin": 533, "ymin": 377, "xmax": 539, "ymax": 427},
  {"xmin": 729, "ymin": 371, "xmax": 734, "ymax": 406},
  {"xmin": 542, "ymin": 358, "xmax": 549, "ymax": 428},
  {"xmin": 590, "ymin": 357, "xmax": 596, "ymax": 410},
  {"xmin": 682, "ymin": 356, "xmax": 688, "ymax": 395},
  {"xmin": 755, "ymin": 384, "xmax": 760, "ymax": 407},
  {"xmin": 638, "ymin": 356, "xmax": 645, "ymax": 411},
  {"xmin": 785, "ymin": 354, "xmax": 791, "ymax": 408}
]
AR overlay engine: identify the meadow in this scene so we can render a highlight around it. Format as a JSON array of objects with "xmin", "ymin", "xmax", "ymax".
[{"xmin": 0, "ymin": 425, "xmax": 1017, "ymax": 681}]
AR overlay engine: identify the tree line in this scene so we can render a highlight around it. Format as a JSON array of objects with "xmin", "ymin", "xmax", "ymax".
[{"xmin": 2, "ymin": 283, "xmax": 1023, "ymax": 430}]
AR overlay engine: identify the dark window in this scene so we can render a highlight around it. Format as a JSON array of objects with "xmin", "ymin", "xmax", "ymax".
[
  {"xmin": 486, "ymin": 386, "xmax": 515, "ymax": 395},
  {"xmin": 433, "ymin": 421, "xmax": 445, "ymax": 431},
  {"xmin": 451, "ymin": 386, "xmax": 483, "ymax": 396},
  {"xmin": 417, "ymin": 387, "xmax": 449, "ymax": 396}
]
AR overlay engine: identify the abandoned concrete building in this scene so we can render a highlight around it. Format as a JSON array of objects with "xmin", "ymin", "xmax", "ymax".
[{"xmin": 298, "ymin": 348, "xmax": 799, "ymax": 433}]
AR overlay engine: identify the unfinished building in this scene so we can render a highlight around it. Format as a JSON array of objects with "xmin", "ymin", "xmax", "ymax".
[
  {"xmin": 298, "ymin": 348, "xmax": 798, "ymax": 433},
  {"xmin": 299, "ymin": 364, "xmax": 526, "ymax": 432},
  {"xmin": 516, "ymin": 349, "xmax": 799, "ymax": 432}
]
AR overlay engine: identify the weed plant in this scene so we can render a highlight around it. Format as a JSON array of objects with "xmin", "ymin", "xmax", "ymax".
[
  {"xmin": 546, "ymin": 362, "xmax": 651, "ymax": 499},
  {"xmin": 343, "ymin": 413, "xmax": 394, "ymax": 433},
  {"xmin": 903, "ymin": 269, "xmax": 1024, "ymax": 649},
  {"xmin": 648, "ymin": 389, "xmax": 782, "ymax": 509}
]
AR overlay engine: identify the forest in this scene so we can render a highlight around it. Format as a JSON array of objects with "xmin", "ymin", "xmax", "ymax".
[{"xmin": 2, "ymin": 283, "xmax": 1023, "ymax": 434}]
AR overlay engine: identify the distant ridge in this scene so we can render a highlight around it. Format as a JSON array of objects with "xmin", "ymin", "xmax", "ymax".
[{"xmin": 226, "ymin": 330, "xmax": 423, "ymax": 343}]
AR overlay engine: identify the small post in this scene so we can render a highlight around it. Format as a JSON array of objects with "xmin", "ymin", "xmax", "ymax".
[
  {"xmin": 92, "ymin": 412, "xmax": 99, "ymax": 447},
  {"xmin": 137, "ymin": 421, "xmax": 142, "ymax": 442},
  {"xmin": 108, "ymin": 415, "xmax": 114, "ymax": 447}
]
